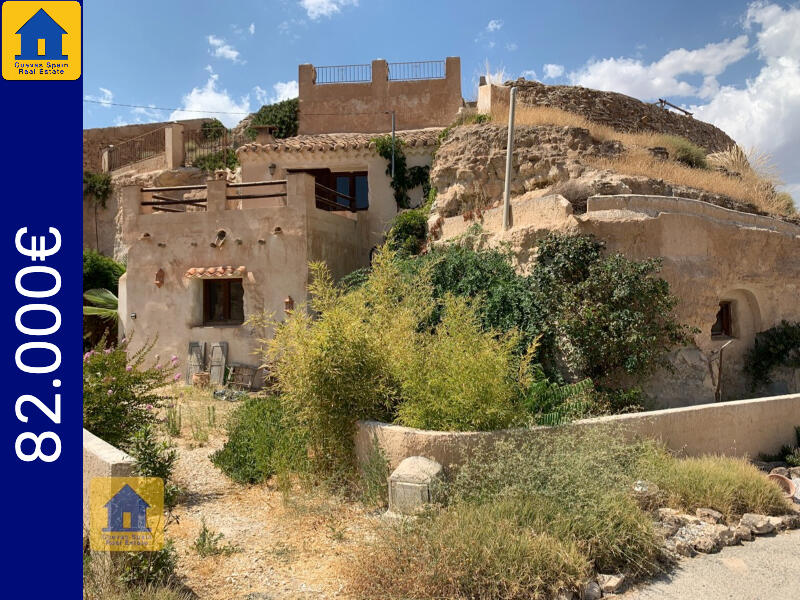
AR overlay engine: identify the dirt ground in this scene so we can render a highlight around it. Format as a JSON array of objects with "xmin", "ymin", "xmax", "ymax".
[{"xmin": 163, "ymin": 388, "xmax": 378, "ymax": 600}]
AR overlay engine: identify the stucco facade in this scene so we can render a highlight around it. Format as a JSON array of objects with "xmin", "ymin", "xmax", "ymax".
[
  {"xmin": 436, "ymin": 193, "xmax": 800, "ymax": 407},
  {"xmin": 118, "ymin": 129, "xmax": 439, "ymax": 382},
  {"xmin": 298, "ymin": 58, "xmax": 462, "ymax": 135}
]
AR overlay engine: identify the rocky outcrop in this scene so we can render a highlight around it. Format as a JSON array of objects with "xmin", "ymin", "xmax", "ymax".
[{"xmin": 508, "ymin": 79, "xmax": 735, "ymax": 153}]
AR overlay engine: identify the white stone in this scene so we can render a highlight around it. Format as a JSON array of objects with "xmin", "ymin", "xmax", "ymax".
[{"xmin": 388, "ymin": 456, "xmax": 443, "ymax": 515}]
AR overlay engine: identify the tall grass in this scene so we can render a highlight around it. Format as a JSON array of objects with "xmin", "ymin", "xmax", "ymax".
[
  {"xmin": 346, "ymin": 428, "xmax": 792, "ymax": 599},
  {"xmin": 487, "ymin": 104, "xmax": 793, "ymax": 217}
]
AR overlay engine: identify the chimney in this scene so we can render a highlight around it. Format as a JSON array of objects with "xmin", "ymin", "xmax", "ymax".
[{"xmin": 253, "ymin": 125, "xmax": 278, "ymax": 144}]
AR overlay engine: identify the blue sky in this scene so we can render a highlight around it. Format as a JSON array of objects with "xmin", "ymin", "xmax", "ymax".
[{"xmin": 83, "ymin": 0, "xmax": 800, "ymax": 202}]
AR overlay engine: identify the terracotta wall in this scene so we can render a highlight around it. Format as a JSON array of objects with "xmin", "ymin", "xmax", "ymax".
[{"xmin": 298, "ymin": 58, "xmax": 462, "ymax": 134}]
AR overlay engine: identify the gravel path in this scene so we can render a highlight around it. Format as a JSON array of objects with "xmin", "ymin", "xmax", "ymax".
[{"xmin": 621, "ymin": 529, "xmax": 800, "ymax": 600}]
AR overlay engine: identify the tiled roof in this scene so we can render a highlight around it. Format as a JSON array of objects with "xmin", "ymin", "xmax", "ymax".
[
  {"xmin": 237, "ymin": 128, "xmax": 443, "ymax": 154},
  {"xmin": 184, "ymin": 266, "xmax": 246, "ymax": 278}
]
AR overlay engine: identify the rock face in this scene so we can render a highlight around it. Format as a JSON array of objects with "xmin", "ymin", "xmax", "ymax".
[
  {"xmin": 739, "ymin": 513, "xmax": 775, "ymax": 535},
  {"xmin": 509, "ymin": 80, "xmax": 735, "ymax": 153}
]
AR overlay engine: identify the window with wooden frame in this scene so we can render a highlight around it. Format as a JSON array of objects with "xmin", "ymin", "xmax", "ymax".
[
  {"xmin": 711, "ymin": 301, "xmax": 733, "ymax": 338},
  {"xmin": 203, "ymin": 279, "xmax": 244, "ymax": 326}
]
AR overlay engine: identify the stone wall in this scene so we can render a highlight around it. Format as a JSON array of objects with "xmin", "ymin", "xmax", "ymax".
[
  {"xmin": 479, "ymin": 81, "xmax": 735, "ymax": 152},
  {"xmin": 83, "ymin": 428, "xmax": 135, "ymax": 534},
  {"xmin": 298, "ymin": 58, "xmax": 462, "ymax": 135},
  {"xmin": 355, "ymin": 393, "xmax": 800, "ymax": 470}
]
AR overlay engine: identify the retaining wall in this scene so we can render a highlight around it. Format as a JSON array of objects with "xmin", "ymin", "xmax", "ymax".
[
  {"xmin": 356, "ymin": 393, "xmax": 800, "ymax": 470},
  {"xmin": 83, "ymin": 428, "xmax": 135, "ymax": 533}
]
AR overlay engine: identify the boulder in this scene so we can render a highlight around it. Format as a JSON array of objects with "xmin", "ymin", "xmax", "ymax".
[
  {"xmin": 581, "ymin": 581, "xmax": 602, "ymax": 600},
  {"xmin": 734, "ymin": 524, "xmax": 754, "ymax": 542},
  {"xmin": 696, "ymin": 508, "xmax": 724, "ymax": 524},
  {"xmin": 770, "ymin": 467, "xmax": 790, "ymax": 478},
  {"xmin": 597, "ymin": 574, "xmax": 625, "ymax": 594},
  {"xmin": 388, "ymin": 456, "xmax": 443, "ymax": 516},
  {"xmin": 739, "ymin": 513, "xmax": 775, "ymax": 535}
]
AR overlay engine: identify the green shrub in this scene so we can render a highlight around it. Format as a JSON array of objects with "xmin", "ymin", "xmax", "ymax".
[
  {"xmin": 210, "ymin": 395, "xmax": 308, "ymax": 484},
  {"xmin": 83, "ymin": 171, "xmax": 113, "ymax": 208},
  {"xmin": 83, "ymin": 248, "xmax": 125, "ymax": 293},
  {"xmin": 744, "ymin": 320, "xmax": 800, "ymax": 389},
  {"xmin": 371, "ymin": 135, "xmax": 430, "ymax": 208},
  {"xmin": 247, "ymin": 97, "xmax": 299, "ymax": 139},
  {"xmin": 200, "ymin": 118, "xmax": 225, "ymax": 140},
  {"xmin": 387, "ymin": 208, "xmax": 427, "ymax": 256},
  {"xmin": 129, "ymin": 424, "xmax": 180, "ymax": 509},
  {"xmin": 83, "ymin": 337, "xmax": 178, "ymax": 448},
  {"xmin": 193, "ymin": 519, "xmax": 239, "ymax": 556},
  {"xmin": 358, "ymin": 436, "xmax": 390, "ymax": 507},
  {"xmin": 193, "ymin": 147, "xmax": 238, "ymax": 172},
  {"xmin": 118, "ymin": 540, "xmax": 179, "ymax": 588},
  {"xmin": 394, "ymin": 295, "xmax": 524, "ymax": 431},
  {"xmin": 664, "ymin": 135, "xmax": 708, "ymax": 169}
]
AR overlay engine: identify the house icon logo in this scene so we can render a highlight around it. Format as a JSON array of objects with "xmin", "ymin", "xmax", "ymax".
[
  {"xmin": 103, "ymin": 484, "xmax": 152, "ymax": 533},
  {"xmin": 14, "ymin": 8, "xmax": 67, "ymax": 60},
  {"xmin": 89, "ymin": 477, "xmax": 164, "ymax": 552},
  {"xmin": 2, "ymin": 1, "xmax": 82, "ymax": 81}
]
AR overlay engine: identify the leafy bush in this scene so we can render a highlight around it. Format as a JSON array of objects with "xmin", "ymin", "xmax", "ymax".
[
  {"xmin": 83, "ymin": 248, "xmax": 125, "ymax": 293},
  {"xmin": 83, "ymin": 171, "xmax": 113, "ymax": 208},
  {"xmin": 744, "ymin": 320, "xmax": 800, "ymax": 389},
  {"xmin": 394, "ymin": 295, "xmax": 523, "ymax": 431},
  {"xmin": 83, "ymin": 337, "xmax": 178, "ymax": 448},
  {"xmin": 129, "ymin": 424, "xmax": 180, "ymax": 509},
  {"xmin": 247, "ymin": 97, "xmax": 299, "ymax": 139},
  {"xmin": 193, "ymin": 519, "xmax": 239, "ymax": 556},
  {"xmin": 663, "ymin": 135, "xmax": 708, "ymax": 169},
  {"xmin": 193, "ymin": 147, "xmax": 238, "ymax": 172},
  {"xmin": 372, "ymin": 135, "xmax": 430, "ymax": 208},
  {"xmin": 210, "ymin": 395, "xmax": 307, "ymax": 485},
  {"xmin": 200, "ymin": 118, "xmax": 225, "ymax": 140},
  {"xmin": 386, "ymin": 208, "xmax": 427, "ymax": 256},
  {"xmin": 118, "ymin": 540, "xmax": 179, "ymax": 588}
]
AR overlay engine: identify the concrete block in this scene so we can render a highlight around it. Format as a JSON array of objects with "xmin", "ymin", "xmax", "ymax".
[{"xmin": 388, "ymin": 456, "xmax": 443, "ymax": 515}]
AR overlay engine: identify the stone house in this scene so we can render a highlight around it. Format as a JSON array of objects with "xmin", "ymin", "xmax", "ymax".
[{"xmin": 117, "ymin": 127, "xmax": 440, "ymax": 382}]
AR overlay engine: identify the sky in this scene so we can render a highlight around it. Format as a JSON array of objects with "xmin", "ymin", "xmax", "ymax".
[{"xmin": 83, "ymin": 0, "xmax": 800, "ymax": 205}]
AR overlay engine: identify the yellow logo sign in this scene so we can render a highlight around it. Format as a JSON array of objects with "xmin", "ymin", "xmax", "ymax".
[
  {"xmin": 89, "ymin": 477, "xmax": 165, "ymax": 552},
  {"xmin": 2, "ymin": 1, "xmax": 81, "ymax": 80}
]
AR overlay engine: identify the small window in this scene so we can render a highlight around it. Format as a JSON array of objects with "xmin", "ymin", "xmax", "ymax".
[
  {"xmin": 711, "ymin": 301, "xmax": 733, "ymax": 338},
  {"xmin": 317, "ymin": 170, "xmax": 369, "ymax": 211},
  {"xmin": 203, "ymin": 279, "xmax": 244, "ymax": 326}
]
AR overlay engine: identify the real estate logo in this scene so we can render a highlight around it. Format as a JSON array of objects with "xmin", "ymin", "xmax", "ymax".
[
  {"xmin": 89, "ymin": 477, "xmax": 165, "ymax": 551},
  {"xmin": 2, "ymin": 1, "xmax": 81, "ymax": 80}
]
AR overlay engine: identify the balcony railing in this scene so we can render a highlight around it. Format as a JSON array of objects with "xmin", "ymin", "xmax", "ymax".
[
  {"xmin": 315, "ymin": 64, "xmax": 372, "ymax": 84},
  {"xmin": 108, "ymin": 126, "xmax": 166, "ymax": 171},
  {"xmin": 388, "ymin": 60, "xmax": 445, "ymax": 81},
  {"xmin": 139, "ymin": 180, "xmax": 287, "ymax": 214}
]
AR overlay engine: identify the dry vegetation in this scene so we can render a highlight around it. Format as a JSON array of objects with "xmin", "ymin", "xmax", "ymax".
[{"xmin": 490, "ymin": 104, "xmax": 796, "ymax": 217}]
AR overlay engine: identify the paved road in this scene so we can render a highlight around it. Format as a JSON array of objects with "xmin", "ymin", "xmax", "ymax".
[{"xmin": 621, "ymin": 530, "xmax": 800, "ymax": 600}]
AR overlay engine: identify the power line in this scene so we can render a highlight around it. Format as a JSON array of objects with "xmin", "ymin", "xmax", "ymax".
[{"xmin": 83, "ymin": 99, "xmax": 251, "ymax": 115}]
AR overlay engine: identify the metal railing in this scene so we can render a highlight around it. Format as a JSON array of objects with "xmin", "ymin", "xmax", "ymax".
[
  {"xmin": 388, "ymin": 60, "xmax": 446, "ymax": 81},
  {"xmin": 139, "ymin": 181, "xmax": 288, "ymax": 214},
  {"xmin": 108, "ymin": 126, "xmax": 166, "ymax": 171},
  {"xmin": 315, "ymin": 182, "xmax": 356, "ymax": 212},
  {"xmin": 315, "ymin": 63, "xmax": 372, "ymax": 84},
  {"xmin": 184, "ymin": 129, "xmax": 251, "ymax": 169}
]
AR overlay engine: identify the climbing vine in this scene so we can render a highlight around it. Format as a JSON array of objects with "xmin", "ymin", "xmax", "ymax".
[
  {"xmin": 371, "ymin": 135, "xmax": 430, "ymax": 208},
  {"xmin": 83, "ymin": 171, "xmax": 113, "ymax": 209}
]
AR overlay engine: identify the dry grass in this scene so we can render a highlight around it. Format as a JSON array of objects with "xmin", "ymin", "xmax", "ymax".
[
  {"xmin": 489, "ymin": 104, "xmax": 794, "ymax": 217},
  {"xmin": 83, "ymin": 553, "xmax": 191, "ymax": 600}
]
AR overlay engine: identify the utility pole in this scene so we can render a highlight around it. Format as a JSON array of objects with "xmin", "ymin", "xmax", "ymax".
[{"xmin": 503, "ymin": 86, "xmax": 517, "ymax": 230}]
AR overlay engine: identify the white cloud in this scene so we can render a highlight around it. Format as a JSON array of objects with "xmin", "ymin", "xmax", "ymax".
[
  {"xmin": 542, "ymin": 63, "xmax": 564, "ymax": 79},
  {"xmin": 248, "ymin": 22, "xmax": 255, "ymax": 35},
  {"xmin": 300, "ymin": 0, "xmax": 358, "ymax": 20},
  {"xmin": 207, "ymin": 35, "xmax": 243, "ymax": 63},
  {"xmin": 486, "ymin": 19, "xmax": 503, "ymax": 32},
  {"xmin": 568, "ymin": 35, "xmax": 749, "ymax": 100},
  {"xmin": 84, "ymin": 87, "xmax": 113, "ymax": 107},
  {"xmin": 692, "ymin": 2, "xmax": 800, "ymax": 207},
  {"xmin": 520, "ymin": 69, "xmax": 537, "ymax": 80},
  {"xmin": 131, "ymin": 104, "xmax": 162, "ymax": 121},
  {"xmin": 169, "ymin": 73, "xmax": 250, "ymax": 128},
  {"xmin": 506, "ymin": 42, "xmax": 518, "ymax": 51}
]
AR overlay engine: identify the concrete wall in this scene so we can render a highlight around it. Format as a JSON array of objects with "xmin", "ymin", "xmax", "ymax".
[
  {"xmin": 298, "ymin": 58, "xmax": 462, "ymax": 134},
  {"xmin": 117, "ymin": 173, "xmax": 369, "ymax": 377},
  {"xmin": 355, "ymin": 393, "xmax": 800, "ymax": 470},
  {"xmin": 438, "ymin": 193, "xmax": 800, "ymax": 407},
  {"xmin": 83, "ymin": 429, "xmax": 135, "ymax": 534}
]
